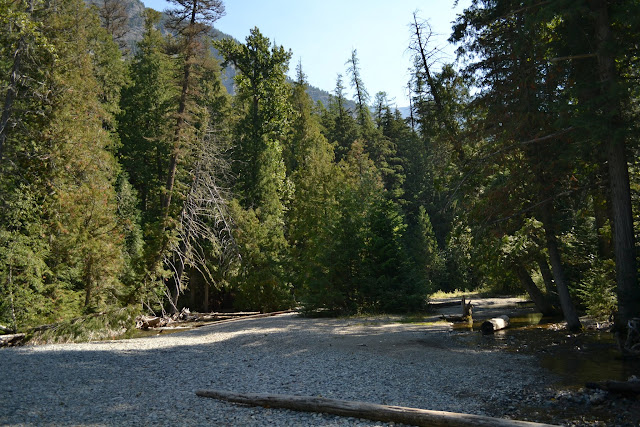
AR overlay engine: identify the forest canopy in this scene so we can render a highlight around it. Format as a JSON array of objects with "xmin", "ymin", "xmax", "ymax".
[{"xmin": 1, "ymin": 0, "xmax": 638, "ymax": 336}]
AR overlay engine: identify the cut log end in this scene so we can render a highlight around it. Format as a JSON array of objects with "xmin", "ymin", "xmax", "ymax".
[{"xmin": 481, "ymin": 315, "xmax": 510, "ymax": 335}]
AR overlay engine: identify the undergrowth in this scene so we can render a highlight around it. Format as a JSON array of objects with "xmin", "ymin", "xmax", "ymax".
[{"xmin": 26, "ymin": 306, "xmax": 141, "ymax": 344}]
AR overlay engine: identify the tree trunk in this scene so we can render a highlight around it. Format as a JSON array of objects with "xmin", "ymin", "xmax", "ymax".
[
  {"xmin": 592, "ymin": 191, "xmax": 613, "ymax": 259},
  {"xmin": 514, "ymin": 264, "xmax": 556, "ymax": 316},
  {"xmin": 589, "ymin": 0, "xmax": 639, "ymax": 325},
  {"xmin": 536, "ymin": 256, "xmax": 557, "ymax": 302},
  {"xmin": 539, "ymin": 202, "xmax": 582, "ymax": 331},
  {"xmin": 203, "ymin": 280, "xmax": 209, "ymax": 312},
  {"xmin": 195, "ymin": 390, "xmax": 555, "ymax": 427}
]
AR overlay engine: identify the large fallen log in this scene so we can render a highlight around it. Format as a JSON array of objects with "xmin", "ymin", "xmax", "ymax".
[
  {"xmin": 586, "ymin": 379, "xmax": 640, "ymax": 394},
  {"xmin": 481, "ymin": 315, "xmax": 510, "ymax": 335},
  {"xmin": 195, "ymin": 390, "xmax": 557, "ymax": 427}
]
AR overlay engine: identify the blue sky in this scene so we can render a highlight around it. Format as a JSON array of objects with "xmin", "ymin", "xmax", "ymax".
[{"xmin": 141, "ymin": 0, "xmax": 470, "ymax": 108}]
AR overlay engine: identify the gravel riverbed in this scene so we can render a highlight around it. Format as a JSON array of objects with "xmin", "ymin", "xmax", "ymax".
[{"xmin": 0, "ymin": 310, "xmax": 553, "ymax": 426}]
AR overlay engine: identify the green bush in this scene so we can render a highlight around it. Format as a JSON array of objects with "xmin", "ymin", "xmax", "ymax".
[{"xmin": 577, "ymin": 259, "xmax": 617, "ymax": 320}]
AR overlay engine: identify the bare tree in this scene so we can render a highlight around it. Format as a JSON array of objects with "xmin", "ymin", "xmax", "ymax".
[
  {"xmin": 345, "ymin": 49, "xmax": 370, "ymax": 128},
  {"xmin": 163, "ymin": 129, "xmax": 235, "ymax": 313},
  {"xmin": 96, "ymin": 0, "xmax": 129, "ymax": 49}
]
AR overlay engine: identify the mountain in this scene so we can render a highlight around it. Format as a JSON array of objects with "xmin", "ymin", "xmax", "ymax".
[{"xmin": 86, "ymin": 0, "xmax": 360, "ymax": 110}]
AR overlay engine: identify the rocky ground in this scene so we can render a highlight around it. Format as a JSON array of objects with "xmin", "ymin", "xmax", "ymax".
[{"xmin": 1, "ymin": 298, "xmax": 639, "ymax": 426}]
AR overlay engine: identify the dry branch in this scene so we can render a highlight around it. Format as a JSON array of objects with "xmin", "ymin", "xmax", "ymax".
[{"xmin": 195, "ymin": 390, "xmax": 557, "ymax": 427}]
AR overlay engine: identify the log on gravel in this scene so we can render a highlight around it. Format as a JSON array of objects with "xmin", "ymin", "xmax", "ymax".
[
  {"xmin": 195, "ymin": 390, "xmax": 557, "ymax": 427},
  {"xmin": 481, "ymin": 315, "xmax": 510, "ymax": 335},
  {"xmin": 586, "ymin": 379, "xmax": 640, "ymax": 394}
]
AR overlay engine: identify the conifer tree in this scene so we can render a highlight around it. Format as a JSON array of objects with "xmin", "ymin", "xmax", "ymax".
[
  {"xmin": 118, "ymin": 9, "xmax": 176, "ymax": 236},
  {"xmin": 285, "ymin": 63, "xmax": 342, "ymax": 307},
  {"xmin": 162, "ymin": 0, "xmax": 225, "ymax": 219},
  {"xmin": 1, "ymin": 0, "xmax": 130, "ymax": 325},
  {"xmin": 215, "ymin": 28, "xmax": 293, "ymax": 311},
  {"xmin": 320, "ymin": 74, "xmax": 360, "ymax": 162},
  {"xmin": 346, "ymin": 49, "xmax": 371, "ymax": 129}
]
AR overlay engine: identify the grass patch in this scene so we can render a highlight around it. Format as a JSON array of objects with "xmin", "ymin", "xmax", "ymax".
[{"xmin": 430, "ymin": 288, "xmax": 481, "ymax": 299}]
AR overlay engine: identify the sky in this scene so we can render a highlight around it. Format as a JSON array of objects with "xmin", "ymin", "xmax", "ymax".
[{"xmin": 141, "ymin": 0, "xmax": 471, "ymax": 108}]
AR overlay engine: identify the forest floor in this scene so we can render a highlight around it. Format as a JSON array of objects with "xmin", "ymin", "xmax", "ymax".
[{"xmin": 1, "ymin": 297, "xmax": 639, "ymax": 426}]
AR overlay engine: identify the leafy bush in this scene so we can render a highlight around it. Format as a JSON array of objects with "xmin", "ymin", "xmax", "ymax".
[{"xmin": 577, "ymin": 259, "xmax": 617, "ymax": 320}]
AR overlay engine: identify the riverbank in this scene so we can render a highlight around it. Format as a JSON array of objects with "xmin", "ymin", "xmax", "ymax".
[{"xmin": 0, "ymin": 298, "xmax": 638, "ymax": 426}]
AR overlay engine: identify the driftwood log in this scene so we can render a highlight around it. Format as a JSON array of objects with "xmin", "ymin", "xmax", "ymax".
[
  {"xmin": 195, "ymin": 390, "xmax": 557, "ymax": 427},
  {"xmin": 135, "ymin": 310, "xmax": 294, "ymax": 330},
  {"xmin": 0, "ymin": 324, "xmax": 14, "ymax": 334},
  {"xmin": 586, "ymin": 379, "xmax": 640, "ymax": 394},
  {"xmin": 481, "ymin": 315, "xmax": 510, "ymax": 335},
  {"xmin": 0, "ymin": 333, "xmax": 25, "ymax": 347}
]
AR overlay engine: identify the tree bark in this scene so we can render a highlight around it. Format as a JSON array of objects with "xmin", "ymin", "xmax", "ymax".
[
  {"xmin": 539, "ymin": 202, "xmax": 582, "ymax": 331},
  {"xmin": 195, "ymin": 390, "xmax": 556, "ymax": 427},
  {"xmin": 514, "ymin": 264, "xmax": 556, "ymax": 316},
  {"xmin": 536, "ymin": 256, "xmax": 557, "ymax": 302},
  {"xmin": 589, "ymin": 0, "xmax": 639, "ymax": 325}
]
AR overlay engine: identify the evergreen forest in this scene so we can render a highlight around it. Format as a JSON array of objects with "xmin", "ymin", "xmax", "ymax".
[{"xmin": 1, "ymin": 0, "xmax": 639, "ymax": 338}]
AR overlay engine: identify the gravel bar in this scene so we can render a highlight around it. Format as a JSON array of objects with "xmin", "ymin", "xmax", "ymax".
[{"xmin": 0, "ymin": 313, "xmax": 549, "ymax": 426}]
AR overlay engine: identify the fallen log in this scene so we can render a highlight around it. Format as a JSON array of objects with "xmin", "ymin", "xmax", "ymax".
[
  {"xmin": 0, "ymin": 324, "xmax": 14, "ymax": 334},
  {"xmin": 135, "ymin": 315, "xmax": 167, "ymax": 330},
  {"xmin": 481, "ymin": 315, "xmax": 510, "ymax": 335},
  {"xmin": 586, "ymin": 379, "xmax": 640, "ymax": 394},
  {"xmin": 0, "ymin": 333, "xmax": 25, "ymax": 347},
  {"xmin": 195, "ymin": 390, "xmax": 557, "ymax": 427}
]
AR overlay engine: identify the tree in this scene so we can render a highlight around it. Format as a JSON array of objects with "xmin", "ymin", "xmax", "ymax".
[
  {"xmin": 584, "ymin": 0, "xmax": 639, "ymax": 325},
  {"xmin": 162, "ymin": 0, "xmax": 225, "ymax": 219},
  {"xmin": 118, "ymin": 9, "xmax": 176, "ymax": 239},
  {"xmin": 92, "ymin": 0, "xmax": 129, "ymax": 50},
  {"xmin": 451, "ymin": 0, "xmax": 584, "ymax": 330},
  {"xmin": 320, "ymin": 74, "xmax": 360, "ymax": 163},
  {"xmin": 1, "ymin": 0, "xmax": 131, "ymax": 326},
  {"xmin": 215, "ymin": 28, "xmax": 293, "ymax": 311},
  {"xmin": 346, "ymin": 49, "xmax": 371, "ymax": 129}
]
